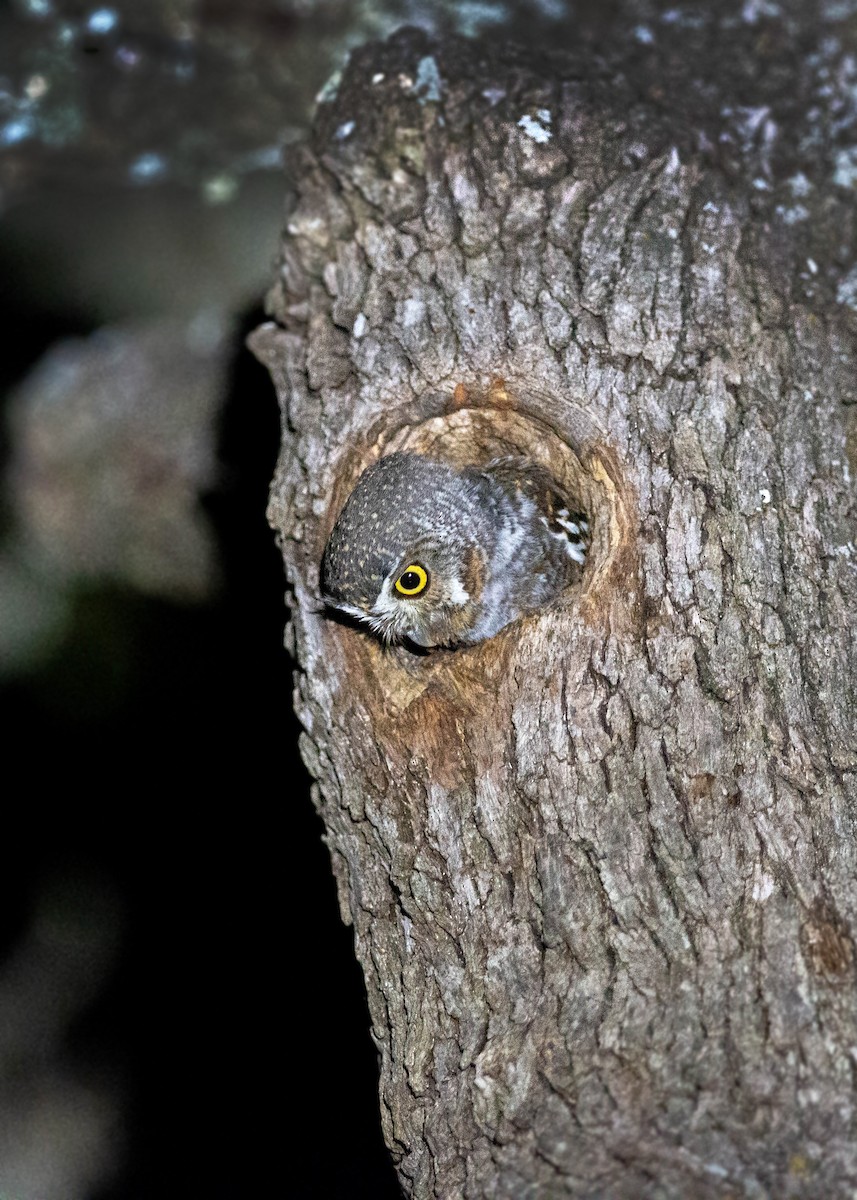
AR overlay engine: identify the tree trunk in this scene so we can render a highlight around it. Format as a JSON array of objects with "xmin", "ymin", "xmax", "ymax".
[{"xmin": 251, "ymin": 13, "xmax": 857, "ymax": 1198}]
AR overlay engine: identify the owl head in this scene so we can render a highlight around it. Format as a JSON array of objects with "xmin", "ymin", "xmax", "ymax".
[{"xmin": 321, "ymin": 453, "xmax": 486, "ymax": 648}]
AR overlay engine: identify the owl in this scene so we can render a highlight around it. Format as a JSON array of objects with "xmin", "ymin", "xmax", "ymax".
[{"xmin": 320, "ymin": 452, "xmax": 588, "ymax": 649}]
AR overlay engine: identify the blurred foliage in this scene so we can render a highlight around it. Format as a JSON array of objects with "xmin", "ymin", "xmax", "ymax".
[
  {"xmin": 0, "ymin": 0, "xmax": 584, "ymax": 209},
  {"xmin": 0, "ymin": 865, "xmax": 123, "ymax": 1200}
]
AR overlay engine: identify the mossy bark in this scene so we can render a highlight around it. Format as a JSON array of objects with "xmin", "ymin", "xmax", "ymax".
[{"xmin": 252, "ymin": 15, "xmax": 857, "ymax": 1198}]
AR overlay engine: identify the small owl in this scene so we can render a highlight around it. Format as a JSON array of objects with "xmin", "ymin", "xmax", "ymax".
[{"xmin": 321, "ymin": 452, "xmax": 588, "ymax": 649}]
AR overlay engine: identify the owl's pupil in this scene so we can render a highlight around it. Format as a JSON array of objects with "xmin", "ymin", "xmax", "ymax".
[{"xmin": 400, "ymin": 571, "xmax": 420, "ymax": 590}]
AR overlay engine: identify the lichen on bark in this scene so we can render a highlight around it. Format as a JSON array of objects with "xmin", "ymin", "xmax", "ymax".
[{"xmin": 252, "ymin": 12, "xmax": 857, "ymax": 1198}]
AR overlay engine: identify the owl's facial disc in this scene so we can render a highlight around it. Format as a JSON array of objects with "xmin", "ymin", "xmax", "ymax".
[
  {"xmin": 367, "ymin": 558, "xmax": 434, "ymax": 645},
  {"xmin": 362, "ymin": 556, "xmax": 472, "ymax": 648}
]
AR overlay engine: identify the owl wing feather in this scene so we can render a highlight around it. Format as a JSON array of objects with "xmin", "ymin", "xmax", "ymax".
[{"xmin": 478, "ymin": 457, "xmax": 589, "ymax": 564}]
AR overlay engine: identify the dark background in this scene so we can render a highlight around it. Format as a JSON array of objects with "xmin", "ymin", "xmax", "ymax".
[{"xmin": 0, "ymin": 310, "xmax": 401, "ymax": 1197}]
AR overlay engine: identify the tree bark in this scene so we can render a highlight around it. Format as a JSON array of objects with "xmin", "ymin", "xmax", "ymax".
[{"xmin": 251, "ymin": 12, "xmax": 857, "ymax": 1198}]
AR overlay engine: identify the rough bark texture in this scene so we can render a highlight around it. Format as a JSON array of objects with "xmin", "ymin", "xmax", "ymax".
[{"xmin": 252, "ymin": 11, "xmax": 857, "ymax": 1198}]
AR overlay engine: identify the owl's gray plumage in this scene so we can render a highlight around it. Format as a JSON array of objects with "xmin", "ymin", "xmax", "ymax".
[{"xmin": 321, "ymin": 452, "xmax": 588, "ymax": 648}]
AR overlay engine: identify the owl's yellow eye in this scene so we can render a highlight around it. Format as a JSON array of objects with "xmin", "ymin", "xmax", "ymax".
[{"xmin": 395, "ymin": 564, "xmax": 429, "ymax": 596}]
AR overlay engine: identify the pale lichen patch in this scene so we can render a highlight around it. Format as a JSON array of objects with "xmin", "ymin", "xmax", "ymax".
[{"xmin": 517, "ymin": 113, "xmax": 552, "ymax": 144}]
